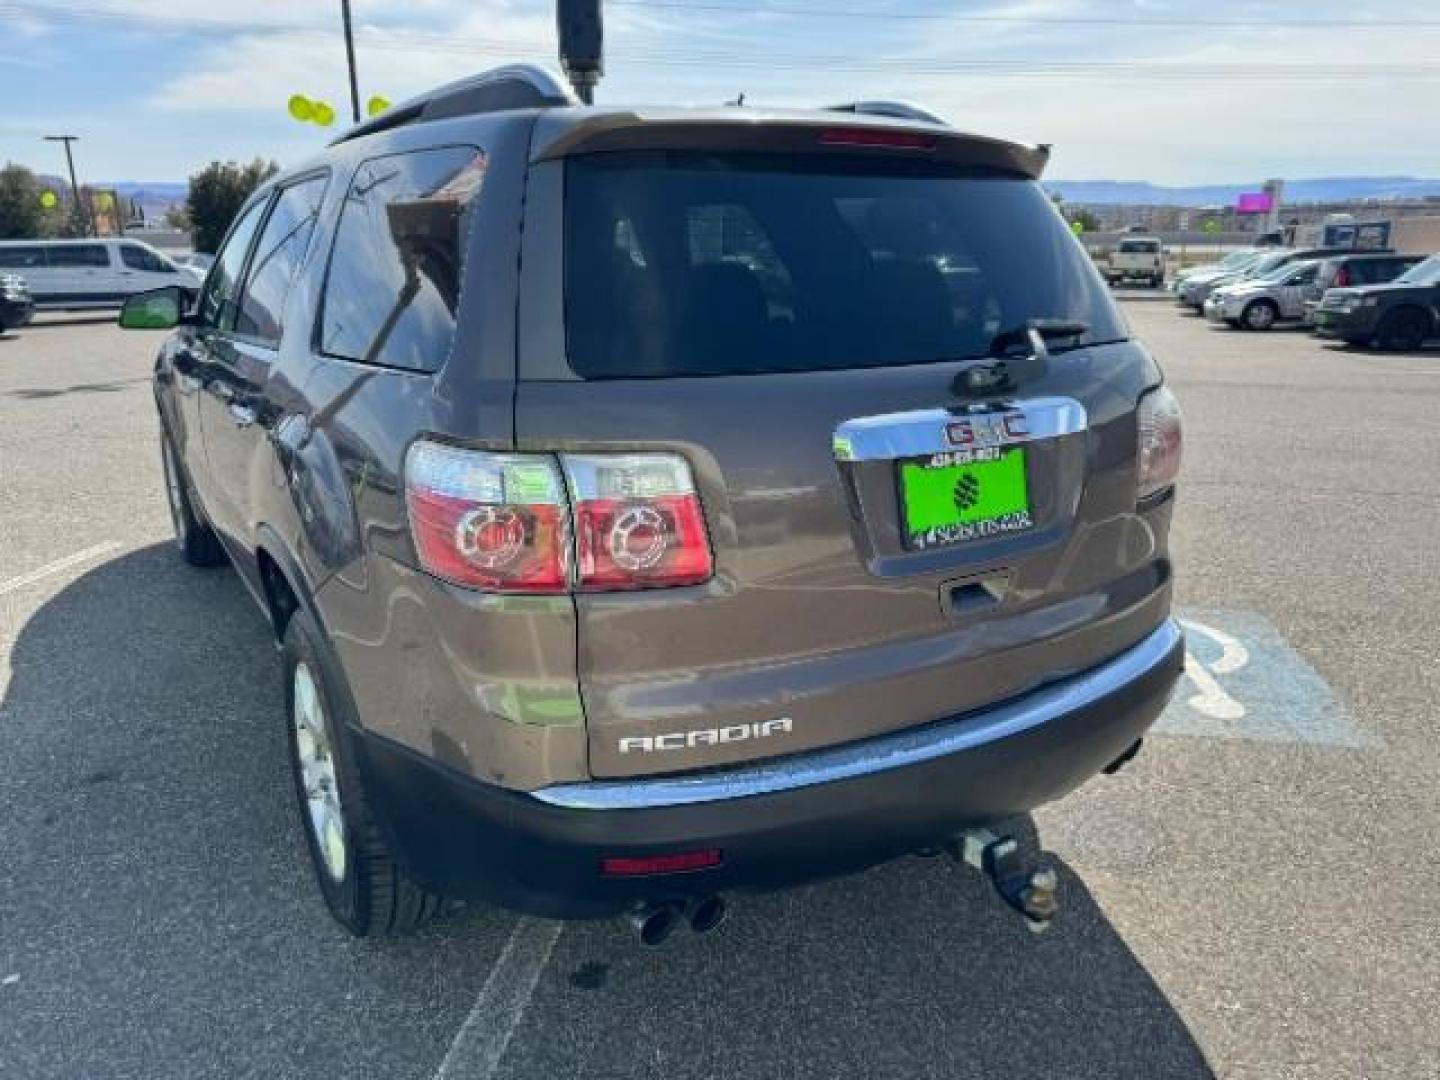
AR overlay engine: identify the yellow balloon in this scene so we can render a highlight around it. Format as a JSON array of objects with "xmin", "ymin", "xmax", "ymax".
[
  {"xmin": 39, "ymin": 189, "xmax": 59, "ymax": 210},
  {"xmin": 288, "ymin": 94, "xmax": 314, "ymax": 122},
  {"xmin": 367, "ymin": 95, "xmax": 391, "ymax": 118},
  {"xmin": 312, "ymin": 101, "xmax": 336, "ymax": 127}
]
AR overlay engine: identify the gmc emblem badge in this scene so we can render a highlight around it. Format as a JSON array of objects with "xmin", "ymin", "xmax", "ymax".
[{"xmin": 945, "ymin": 411, "xmax": 1029, "ymax": 447}]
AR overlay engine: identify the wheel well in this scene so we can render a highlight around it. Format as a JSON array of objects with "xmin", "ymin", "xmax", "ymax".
[{"xmin": 257, "ymin": 548, "xmax": 300, "ymax": 640}]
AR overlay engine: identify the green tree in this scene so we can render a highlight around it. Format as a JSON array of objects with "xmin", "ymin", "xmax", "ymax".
[
  {"xmin": 0, "ymin": 163, "xmax": 45, "ymax": 239},
  {"xmin": 1067, "ymin": 207, "xmax": 1102, "ymax": 234},
  {"xmin": 185, "ymin": 158, "xmax": 278, "ymax": 253}
]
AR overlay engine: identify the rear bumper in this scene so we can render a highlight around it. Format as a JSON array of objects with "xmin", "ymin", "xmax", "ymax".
[{"xmin": 354, "ymin": 619, "xmax": 1184, "ymax": 918}]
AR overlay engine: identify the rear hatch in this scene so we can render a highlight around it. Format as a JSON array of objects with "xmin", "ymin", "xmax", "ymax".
[{"xmin": 516, "ymin": 122, "xmax": 1172, "ymax": 778}]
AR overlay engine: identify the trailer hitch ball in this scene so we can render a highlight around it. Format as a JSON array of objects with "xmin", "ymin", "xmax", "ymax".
[{"xmin": 953, "ymin": 828, "xmax": 1061, "ymax": 932}]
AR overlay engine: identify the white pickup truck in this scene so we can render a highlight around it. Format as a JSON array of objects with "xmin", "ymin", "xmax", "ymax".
[{"xmin": 1105, "ymin": 237, "xmax": 1165, "ymax": 288}]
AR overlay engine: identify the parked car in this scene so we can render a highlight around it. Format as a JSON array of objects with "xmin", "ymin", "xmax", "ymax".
[
  {"xmin": 119, "ymin": 66, "xmax": 1184, "ymax": 939},
  {"xmin": 0, "ymin": 273, "xmax": 35, "ymax": 332},
  {"xmin": 1302, "ymin": 253, "xmax": 1426, "ymax": 326},
  {"xmin": 1176, "ymin": 247, "xmax": 1379, "ymax": 311},
  {"xmin": 1171, "ymin": 248, "xmax": 1260, "ymax": 296},
  {"xmin": 1105, "ymin": 236, "xmax": 1164, "ymax": 288},
  {"xmin": 0, "ymin": 238, "xmax": 193, "ymax": 310},
  {"xmin": 1204, "ymin": 259, "xmax": 1321, "ymax": 330},
  {"xmin": 1311, "ymin": 253, "xmax": 1440, "ymax": 350}
]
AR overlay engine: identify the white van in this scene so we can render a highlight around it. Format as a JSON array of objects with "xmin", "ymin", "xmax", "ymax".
[{"xmin": 0, "ymin": 238, "xmax": 201, "ymax": 310}]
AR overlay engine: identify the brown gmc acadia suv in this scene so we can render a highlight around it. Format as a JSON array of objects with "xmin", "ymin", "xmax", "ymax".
[{"xmin": 122, "ymin": 65, "xmax": 1184, "ymax": 941}]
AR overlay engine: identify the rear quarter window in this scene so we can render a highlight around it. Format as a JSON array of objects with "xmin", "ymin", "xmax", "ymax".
[
  {"xmin": 319, "ymin": 146, "xmax": 485, "ymax": 372},
  {"xmin": 564, "ymin": 152, "xmax": 1124, "ymax": 379}
]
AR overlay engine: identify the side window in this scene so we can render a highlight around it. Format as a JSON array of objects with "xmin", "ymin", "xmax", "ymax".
[
  {"xmin": 48, "ymin": 245, "xmax": 110, "ymax": 268},
  {"xmin": 119, "ymin": 245, "xmax": 176, "ymax": 273},
  {"xmin": 199, "ymin": 198, "xmax": 268, "ymax": 329},
  {"xmin": 233, "ymin": 174, "xmax": 329, "ymax": 347},
  {"xmin": 320, "ymin": 146, "xmax": 485, "ymax": 372},
  {"xmin": 0, "ymin": 246, "xmax": 46, "ymax": 269}
]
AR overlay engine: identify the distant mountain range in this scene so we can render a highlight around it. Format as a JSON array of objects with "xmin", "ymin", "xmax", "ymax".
[{"xmin": 1046, "ymin": 176, "xmax": 1440, "ymax": 206}]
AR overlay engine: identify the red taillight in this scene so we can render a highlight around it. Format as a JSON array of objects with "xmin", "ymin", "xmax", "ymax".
[
  {"xmin": 564, "ymin": 454, "xmax": 714, "ymax": 591},
  {"xmin": 600, "ymin": 849, "xmax": 723, "ymax": 877},
  {"xmin": 404, "ymin": 442, "xmax": 569, "ymax": 593},
  {"xmin": 818, "ymin": 127, "xmax": 937, "ymax": 151},
  {"xmin": 1334, "ymin": 267, "xmax": 1351, "ymax": 287},
  {"xmin": 404, "ymin": 444, "xmax": 713, "ymax": 594}
]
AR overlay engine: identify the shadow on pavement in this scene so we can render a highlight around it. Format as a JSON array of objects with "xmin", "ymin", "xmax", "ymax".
[
  {"xmin": 512, "ymin": 816, "xmax": 1215, "ymax": 1080},
  {"xmin": 0, "ymin": 544, "xmax": 520, "ymax": 1080},
  {"xmin": 1, "ymin": 544, "xmax": 1213, "ymax": 1080}
]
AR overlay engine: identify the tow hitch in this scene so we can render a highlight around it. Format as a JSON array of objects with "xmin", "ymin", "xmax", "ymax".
[{"xmin": 947, "ymin": 827, "xmax": 1060, "ymax": 933}]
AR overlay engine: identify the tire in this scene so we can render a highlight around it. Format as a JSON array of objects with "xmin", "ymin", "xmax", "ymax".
[
  {"xmin": 1374, "ymin": 307, "xmax": 1430, "ymax": 352},
  {"xmin": 282, "ymin": 608, "xmax": 442, "ymax": 937},
  {"xmin": 1241, "ymin": 300, "xmax": 1278, "ymax": 331},
  {"xmin": 160, "ymin": 427, "xmax": 227, "ymax": 567}
]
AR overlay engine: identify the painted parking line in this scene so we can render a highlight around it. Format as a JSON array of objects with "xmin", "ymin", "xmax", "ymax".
[
  {"xmin": 434, "ymin": 917, "xmax": 563, "ymax": 1080},
  {"xmin": 1155, "ymin": 609, "xmax": 1375, "ymax": 748},
  {"xmin": 0, "ymin": 543, "xmax": 120, "ymax": 598}
]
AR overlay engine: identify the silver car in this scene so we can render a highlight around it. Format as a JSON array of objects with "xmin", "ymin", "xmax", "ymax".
[{"xmin": 1204, "ymin": 259, "xmax": 1321, "ymax": 330}]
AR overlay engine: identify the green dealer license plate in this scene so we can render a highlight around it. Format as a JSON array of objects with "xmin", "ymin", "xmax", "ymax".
[{"xmin": 898, "ymin": 446, "xmax": 1034, "ymax": 550}]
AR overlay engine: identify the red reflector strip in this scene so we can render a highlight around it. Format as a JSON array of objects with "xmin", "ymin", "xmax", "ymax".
[
  {"xmin": 600, "ymin": 849, "xmax": 723, "ymax": 877},
  {"xmin": 818, "ymin": 127, "xmax": 938, "ymax": 151}
]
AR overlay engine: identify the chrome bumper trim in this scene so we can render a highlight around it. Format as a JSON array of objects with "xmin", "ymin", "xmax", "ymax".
[{"xmin": 533, "ymin": 619, "xmax": 1183, "ymax": 811}]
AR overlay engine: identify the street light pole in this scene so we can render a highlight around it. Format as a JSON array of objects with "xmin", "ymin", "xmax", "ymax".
[
  {"xmin": 340, "ymin": 0, "xmax": 361, "ymax": 123},
  {"xmin": 44, "ymin": 134, "xmax": 88, "ymax": 237}
]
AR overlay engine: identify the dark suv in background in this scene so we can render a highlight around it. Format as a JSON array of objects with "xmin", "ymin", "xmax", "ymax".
[
  {"xmin": 1311, "ymin": 254, "xmax": 1440, "ymax": 349},
  {"xmin": 121, "ymin": 65, "xmax": 1183, "ymax": 939},
  {"xmin": 1303, "ymin": 252, "xmax": 1425, "ymax": 326}
]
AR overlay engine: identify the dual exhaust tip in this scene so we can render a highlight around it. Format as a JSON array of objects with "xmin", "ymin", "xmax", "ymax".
[{"xmin": 627, "ymin": 896, "xmax": 726, "ymax": 946}]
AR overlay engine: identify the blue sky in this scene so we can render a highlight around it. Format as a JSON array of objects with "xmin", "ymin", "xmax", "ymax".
[{"xmin": 2, "ymin": 0, "xmax": 1437, "ymax": 185}]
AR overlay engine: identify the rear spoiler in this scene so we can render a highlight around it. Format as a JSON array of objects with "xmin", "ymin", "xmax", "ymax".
[{"xmin": 532, "ymin": 113, "xmax": 1051, "ymax": 179}]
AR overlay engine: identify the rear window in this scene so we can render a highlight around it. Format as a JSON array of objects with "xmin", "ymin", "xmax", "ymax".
[
  {"xmin": 1118, "ymin": 240, "xmax": 1159, "ymax": 253},
  {"xmin": 564, "ymin": 153, "xmax": 1124, "ymax": 379}
]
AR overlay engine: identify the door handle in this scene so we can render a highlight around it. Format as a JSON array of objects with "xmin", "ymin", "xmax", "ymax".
[{"xmin": 228, "ymin": 402, "xmax": 257, "ymax": 428}]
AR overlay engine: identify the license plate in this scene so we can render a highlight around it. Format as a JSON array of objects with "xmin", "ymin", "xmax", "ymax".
[
  {"xmin": 898, "ymin": 446, "xmax": 1034, "ymax": 550},
  {"xmin": 1312, "ymin": 311, "xmax": 1333, "ymax": 326}
]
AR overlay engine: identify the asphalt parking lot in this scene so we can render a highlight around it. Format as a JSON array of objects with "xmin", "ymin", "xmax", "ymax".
[{"xmin": 2, "ymin": 306, "xmax": 1438, "ymax": 1079}]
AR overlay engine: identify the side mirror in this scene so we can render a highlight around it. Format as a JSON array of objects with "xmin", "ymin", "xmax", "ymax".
[{"xmin": 119, "ymin": 286, "xmax": 184, "ymax": 330}]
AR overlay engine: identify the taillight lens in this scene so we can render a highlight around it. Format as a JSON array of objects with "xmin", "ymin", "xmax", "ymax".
[
  {"xmin": 563, "ymin": 453, "xmax": 713, "ymax": 591},
  {"xmin": 1334, "ymin": 267, "xmax": 1350, "ymax": 287},
  {"xmin": 404, "ymin": 441, "xmax": 569, "ymax": 593},
  {"xmin": 1137, "ymin": 385, "xmax": 1183, "ymax": 503},
  {"xmin": 404, "ymin": 443, "xmax": 713, "ymax": 594}
]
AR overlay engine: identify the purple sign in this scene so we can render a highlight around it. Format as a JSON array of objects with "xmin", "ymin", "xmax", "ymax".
[{"xmin": 1236, "ymin": 192, "xmax": 1274, "ymax": 214}]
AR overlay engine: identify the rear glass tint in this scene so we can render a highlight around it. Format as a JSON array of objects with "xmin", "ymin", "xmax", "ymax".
[
  {"xmin": 320, "ymin": 146, "xmax": 485, "ymax": 372},
  {"xmin": 564, "ymin": 153, "xmax": 1124, "ymax": 378},
  {"xmin": 1118, "ymin": 240, "xmax": 1159, "ymax": 253}
]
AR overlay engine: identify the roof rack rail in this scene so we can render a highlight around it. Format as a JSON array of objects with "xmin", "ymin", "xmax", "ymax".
[
  {"xmin": 331, "ymin": 64, "xmax": 578, "ymax": 146},
  {"xmin": 825, "ymin": 101, "xmax": 949, "ymax": 126}
]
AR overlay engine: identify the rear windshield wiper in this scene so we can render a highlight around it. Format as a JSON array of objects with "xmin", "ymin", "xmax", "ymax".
[
  {"xmin": 951, "ymin": 319, "xmax": 1090, "ymax": 397},
  {"xmin": 988, "ymin": 318, "xmax": 1090, "ymax": 358}
]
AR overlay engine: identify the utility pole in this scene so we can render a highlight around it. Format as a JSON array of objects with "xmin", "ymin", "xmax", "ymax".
[
  {"xmin": 44, "ymin": 134, "xmax": 89, "ymax": 237},
  {"xmin": 340, "ymin": 0, "xmax": 361, "ymax": 124}
]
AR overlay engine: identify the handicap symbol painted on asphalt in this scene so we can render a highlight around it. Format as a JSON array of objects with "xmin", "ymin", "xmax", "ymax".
[{"xmin": 1154, "ymin": 610, "xmax": 1376, "ymax": 748}]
